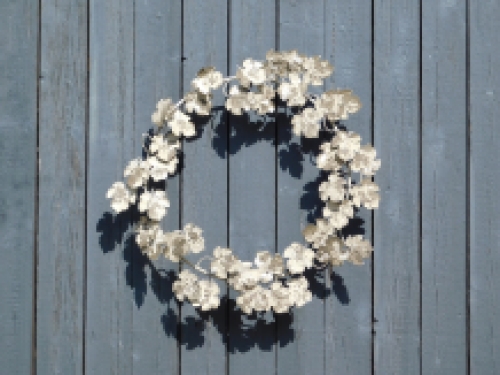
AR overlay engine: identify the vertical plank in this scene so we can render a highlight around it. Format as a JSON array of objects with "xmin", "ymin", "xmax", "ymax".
[
  {"xmin": 0, "ymin": 1, "xmax": 38, "ymax": 373},
  {"xmin": 181, "ymin": 0, "xmax": 227, "ymax": 374},
  {"xmin": 86, "ymin": 1, "xmax": 135, "ymax": 374},
  {"xmin": 373, "ymin": 1, "xmax": 421, "ymax": 374},
  {"xmin": 228, "ymin": 1, "xmax": 276, "ymax": 374},
  {"xmin": 470, "ymin": 1, "xmax": 500, "ymax": 374},
  {"xmin": 277, "ymin": 1, "xmax": 326, "ymax": 374},
  {"xmin": 324, "ymin": 1, "xmax": 373, "ymax": 374},
  {"xmin": 421, "ymin": 1, "xmax": 467, "ymax": 374},
  {"xmin": 37, "ymin": 0, "xmax": 87, "ymax": 374},
  {"xmin": 132, "ymin": 1, "xmax": 181, "ymax": 374}
]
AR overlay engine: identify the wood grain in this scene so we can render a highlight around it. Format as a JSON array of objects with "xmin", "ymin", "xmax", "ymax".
[
  {"xmin": 86, "ymin": 1, "xmax": 135, "ymax": 374},
  {"xmin": 421, "ymin": 1, "xmax": 467, "ymax": 374},
  {"xmin": 37, "ymin": 0, "xmax": 87, "ymax": 374},
  {"xmin": 181, "ymin": 0, "xmax": 228, "ymax": 373},
  {"xmin": 0, "ymin": 1, "xmax": 38, "ymax": 373},
  {"xmin": 228, "ymin": 1, "xmax": 277, "ymax": 374},
  {"xmin": 373, "ymin": 1, "xmax": 422, "ymax": 374},
  {"xmin": 470, "ymin": 1, "xmax": 500, "ymax": 374},
  {"xmin": 324, "ymin": 1, "xmax": 373, "ymax": 374},
  {"xmin": 132, "ymin": 1, "xmax": 182, "ymax": 373},
  {"xmin": 277, "ymin": 1, "xmax": 327, "ymax": 374}
]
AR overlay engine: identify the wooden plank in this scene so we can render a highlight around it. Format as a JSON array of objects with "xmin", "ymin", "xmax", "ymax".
[
  {"xmin": 37, "ymin": 0, "xmax": 87, "ymax": 374},
  {"xmin": 421, "ymin": 1, "xmax": 467, "ymax": 374},
  {"xmin": 373, "ymin": 1, "xmax": 421, "ymax": 374},
  {"xmin": 323, "ymin": 1, "xmax": 373, "ymax": 374},
  {"xmin": 0, "ymin": 1, "xmax": 38, "ymax": 373},
  {"xmin": 277, "ymin": 1, "xmax": 326, "ymax": 374},
  {"xmin": 228, "ymin": 1, "xmax": 276, "ymax": 374},
  {"xmin": 86, "ymin": 1, "xmax": 135, "ymax": 374},
  {"xmin": 131, "ymin": 1, "xmax": 181, "ymax": 374},
  {"xmin": 470, "ymin": 1, "xmax": 500, "ymax": 374},
  {"xmin": 181, "ymin": 0, "xmax": 227, "ymax": 374}
]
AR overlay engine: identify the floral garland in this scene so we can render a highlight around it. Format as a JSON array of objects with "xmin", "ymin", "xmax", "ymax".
[{"xmin": 106, "ymin": 50, "xmax": 380, "ymax": 315}]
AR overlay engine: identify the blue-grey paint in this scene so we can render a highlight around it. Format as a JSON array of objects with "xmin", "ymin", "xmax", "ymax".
[
  {"xmin": 37, "ymin": 1, "xmax": 87, "ymax": 374},
  {"xmin": 2, "ymin": 0, "xmax": 498, "ymax": 374},
  {"xmin": 0, "ymin": 1, "xmax": 38, "ymax": 374}
]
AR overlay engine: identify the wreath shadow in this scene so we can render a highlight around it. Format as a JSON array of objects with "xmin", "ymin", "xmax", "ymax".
[{"xmin": 96, "ymin": 105, "xmax": 366, "ymax": 352}]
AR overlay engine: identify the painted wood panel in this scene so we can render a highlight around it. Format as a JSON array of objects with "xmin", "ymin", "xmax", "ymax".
[
  {"xmin": 131, "ymin": 1, "xmax": 182, "ymax": 374},
  {"xmin": 4, "ymin": 1, "xmax": 500, "ymax": 374},
  {"xmin": 228, "ymin": 1, "xmax": 277, "ymax": 374},
  {"xmin": 181, "ymin": 0, "xmax": 228, "ymax": 373},
  {"xmin": 470, "ymin": 1, "xmax": 500, "ymax": 374},
  {"xmin": 0, "ymin": 1, "xmax": 38, "ymax": 374},
  {"xmin": 86, "ymin": 1, "xmax": 136, "ymax": 374},
  {"xmin": 37, "ymin": 0, "xmax": 87, "ymax": 374},
  {"xmin": 324, "ymin": 1, "xmax": 374, "ymax": 374},
  {"xmin": 421, "ymin": 1, "xmax": 467, "ymax": 374},
  {"xmin": 373, "ymin": 1, "xmax": 422, "ymax": 374},
  {"xmin": 277, "ymin": 1, "xmax": 327, "ymax": 374}
]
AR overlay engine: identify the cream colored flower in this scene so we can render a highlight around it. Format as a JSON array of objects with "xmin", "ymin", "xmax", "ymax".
[
  {"xmin": 169, "ymin": 110, "xmax": 196, "ymax": 137},
  {"xmin": 344, "ymin": 235, "xmax": 372, "ymax": 265},
  {"xmin": 228, "ymin": 263, "xmax": 262, "ymax": 291},
  {"xmin": 236, "ymin": 285, "xmax": 273, "ymax": 314},
  {"xmin": 291, "ymin": 107, "xmax": 322, "ymax": 138},
  {"xmin": 330, "ymin": 130, "xmax": 361, "ymax": 161},
  {"xmin": 302, "ymin": 55, "xmax": 333, "ymax": 85},
  {"xmin": 149, "ymin": 134, "xmax": 180, "ymax": 160},
  {"xmin": 254, "ymin": 250, "xmax": 284, "ymax": 277},
  {"xmin": 173, "ymin": 269, "xmax": 199, "ymax": 301},
  {"xmin": 351, "ymin": 144, "xmax": 381, "ymax": 176},
  {"xmin": 163, "ymin": 230, "xmax": 189, "ymax": 262},
  {"xmin": 192, "ymin": 279, "xmax": 220, "ymax": 311},
  {"xmin": 337, "ymin": 90, "xmax": 362, "ymax": 119},
  {"xmin": 302, "ymin": 218, "xmax": 333, "ymax": 248},
  {"xmin": 237, "ymin": 59, "xmax": 267, "ymax": 87},
  {"xmin": 283, "ymin": 242, "xmax": 315, "ymax": 274},
  {"xmin": 323, "ymin": 200, "xmax": 354, "ymax": 229},
  {"xmin": 107, "ymin": 181, "xmax": 136, "ymax": 213},
  {"xmin": 135, "ymin": 218, "xmax": 163, "ymax": 259},
  {"xmin": 124, "ymin": 159, "xmax": 150, "ymax": 189},
  {"xmin": 246, "ymin": 85, "xmax": 276, "ymax": 115},
  {"xmin": 151, "ymin": 98, "xmax": 176, "ymax": 126},
  {"xmin": 281, "ymin": 50, "xmax": 305, "ymax": 73},
  {"xmin": 138, "ymin": 190, "xmax": 170, "ymax": 221},
  {"xmin": 287, "ymin": 276, "xmax": 312, "ymax": 307},
  {"xmin": 316, "ymin": 236, "xmax": 346, "ymax": 266},
  {"xmin": 225, "ymin": 85, "xmax": 250, "ymax": 115},
  {"xmin": 210, "ymin": 247, "xmax": 239, "ymax": 279},
  {"xmin": 278, "ymin": 73, "xmax": 307, "ymax": 107},
  {"xmin": 191, "ymin": 67, "xmax": 223, "ymax": 94},
  {"xmin": 318, "ymin": 173, "xmax": 345, "ymax": 202},
  {"xmin": 316, "ymin": 147, "xmax": 342, "ymax": 172},
  {"xmin": 264, "ymin": 50, "xmax": 290, "ymax": 79},
  {"xmin": 147, "ymin": 156, "xmax": 177, "ymax": 181},
  {"xmin": 184, "ymin": 91, "xmax": 212, "ymax": 116},
  {"xmin": 315, "ymin": 90, "xmax": 361, "ymax": 122},
  {"xmin": 270, "ymin": 282, "xmax": 292, "ymax": 313},
  {"xmin": 350, "ymin": 179, "xmax": 380, "ymax": 209},
  {"xmin": 183, "ymin": 223, "xmax": 204, "ymax": 253}
]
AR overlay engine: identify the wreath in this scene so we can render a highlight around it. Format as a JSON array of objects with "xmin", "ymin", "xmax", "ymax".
[{"xmin": 106, "ymin": 50, "xmax": 380, "ymax": 315}]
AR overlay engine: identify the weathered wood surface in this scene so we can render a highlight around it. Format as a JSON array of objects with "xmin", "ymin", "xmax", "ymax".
[
  {"xmin": 2, "ymin": 0, "xmax": 499, "ymax": 374},
  {"xmin": 181, "ymin": 0, "xmax": 227, "ymax": 373},
  {"xmin": 37, "ymin": 1, "xmax": 87, "ymax": 374},
  {"xmin": 470, "ymin": 1, "xmax": 500, "ymax": 375},
  {"xmin": 0, "ymin": 1, "xmax": 38, "ymax": 374},
  {"xmin": 421, "ymin": 1, "xmax": 467, "ymax": 374},
  {"xmin": 373, "ymin": 1, "xmax": 422, "ymax": 374}
]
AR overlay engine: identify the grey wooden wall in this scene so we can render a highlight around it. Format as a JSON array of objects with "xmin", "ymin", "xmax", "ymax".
[{"xmin": 1, "ymin": 0, "xmax": 499, "ymax": 374}]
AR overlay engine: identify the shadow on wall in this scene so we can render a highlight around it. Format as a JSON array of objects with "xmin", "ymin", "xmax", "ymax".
[{"xmin": 96, "ymin": 105, "xmax": 365, "ymax": 351}]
